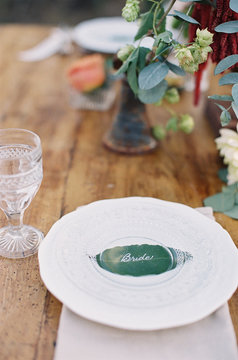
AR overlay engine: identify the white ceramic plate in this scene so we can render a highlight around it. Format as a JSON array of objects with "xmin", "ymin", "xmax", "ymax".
[
  {"xmin": 72, "ymin": 17, "xmax": 138, "ymax": 53},
  {"xmin": 38, "ymin": 197, "xmax": 238, "ymax": 330}
]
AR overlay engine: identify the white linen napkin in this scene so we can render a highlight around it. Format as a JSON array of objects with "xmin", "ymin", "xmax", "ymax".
[
  {"xmin": 54, "ymin": 207, "xmax": 238, "ymax": 360},
  {"xmin": 19, "ymin": 27, "xmax": 74, "ymax": 62}
]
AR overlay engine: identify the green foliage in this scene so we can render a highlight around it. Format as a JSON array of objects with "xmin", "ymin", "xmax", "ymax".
[
  {"xmin": 137, "ymin": 47, "xmax": 151, "ymax": 71},
  {"xmin": 152, "ymin": 125, "xmax": 167, "ymax": 140},
  {"xmin": 218, "ymin": 168, "xmax": 228, "ymax": 183},
  {"xmin": 134, "ymin": 10, "xmax": 154, "ymax": 41},
  {"xmin": 204, "ymin": 183, "xmax": 238, "ymax": 219},
  {"xmin": 164, "ymin": 88, "xmax": 180, "ymax": 103},
  {"xmin": 134, "ymin": 6, "xmax": 166, "ymax": 41},
  {"xmin": 204, "ymin": 191, "xmax": 235, "ymax": 212},
  {"xmin": 215, "ymin": 20, "xmax": 238, "ymax": 33},
  {"xmin": 232, "ymin": 102, "xmax": 238, "ymax": 118},
  {"xmin": 220, "ymin": 110, "xmax": 232, "ymax": 126},
  {"xmin": 138, "ymin": 61, "xmax": 169, "ymax": 90},
  {"xmin": 117, "ymin": 0, "xmax": 238, "ymax": 124},
  {"xmin": 171, "ymin": 10, "xmax": 200, "ymax": 25},
  {"xmin": 155, "ymin": 31, "xmax": 173, "ymax": 44},
  {"xmin": 214, "ymin": 103, "xmax": 232, "ymax": 125},
  {"xmin": 127, "ymin": 61, "xmax": 138, "ymax": 94},
  {"xmin": 208, "ymin": 95, "xmax": 233, "ymax": 102},
  {"xmin": 178, "ymin": 114, "xmax": 194, "ymax": 133},
  {"xmin": 166, "ymin": 117, "xmax": 178, "ymax": 131},
  {"xmin": 165, "ymin": 61, "xmax": 186, "ymax": 76},
  {"xmin": 124, "ymin": 47, "xmax": 151, "ymax": 95},
  {"xmin": 215, "ymin": 103, "xmax": 228, "ymax": 111},
  {"xmin": 219, "ymin": 73, "xmax": 238, "ymax": 86},
  {"xmin": 214, "ymin": 55, "xmax": 238, "ymax": 75},
  {"xmin": 155, "ymin": 6, "xmax": 166, "ymax": 34},
  {"xmin": 152, "ymin": 112, "xmax": 195, "ymax": 140},
  {"xmin": 212, "ymin": 55, "xmax": 238, "ymax": 124},
  {"xmin": 155, "ymin": 44, "xmax": 172, "ymax": 57},
  {"xmin": 115, "ymin": 48, "xmax": 139, "ymax": 76},
  {"xmin": 224, "ymin": 206, "xmax": 238, "ymax": 220},
  {"xmin": 204, "ymin": 184, "xmax": 236, "ymax": 212},
  {"xmin": 138, "ymin": 79, "xmax": 168, "ymax": 103},
  {"xmin": 232, "ymin": 84, "xmax": 238, "ymax": 106},
  {"xmin": 230, "ymin": 0, "xmax": 238, "ymax": 13}
]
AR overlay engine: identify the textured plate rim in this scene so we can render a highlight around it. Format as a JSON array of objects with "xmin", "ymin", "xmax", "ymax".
[{"xmin": 38, "ymin": 197, "xmax": 238, "ymax": 330}]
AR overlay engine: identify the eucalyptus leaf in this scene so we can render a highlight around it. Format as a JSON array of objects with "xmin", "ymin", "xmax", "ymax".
[
  {"xmin": 232, "ymin": 102, "xmax": 238, "ymax": 119},
  {"xmin": 204, "ymin": 191, "xmax": 235, "ymax": 212},
  {"xmin": 155, "ymin": 45, "xmax": 172, "ymax": 58},
  {"xmin": 208, "ymin": 95, "xmax": 233, "ymax": 102},
  {"xmin": 96, "ymin": 244, "xmax": 192, "ymax": 277},
  {"xmin": 235, "ymin": 192, "xmax": 238, "ymax": 205},
  {"xmin": 115, "ymin": 48, "xmax": 139, "ymax": 76},
  {"xmin": 220, "ymin": 109, "xmax": 231, "ymax": 126},
  {"xmin": 230, "ymin": 0, "xmax": 238, "ymax": 13},
  {"xmin": 138, "ymin": 61, "xmax": 169, "ymax": 90},
  {"xmin": 232, "ymin": 84, "xmax": 238, "ymax": 106},
  {"xmin": 215, "ymin": 20, "xmax": 238, "ymax": 33},
  {"xmin": 224, "ymin": 205, "xmax": 238, "ymax": 219},
  {"xmin": 129, "ymin": 48, "xmax": 140, "ymax": 63},
  {"xmin": 138, "ymin": 79, "xmax": 168, "ymax": 104},
  {"xmin": 218, "ymin": 168, "xmax": 228, "ymax": 183},
  {"xmin": 172, "ymin": 10, "xmax": 200, "ymax": 24},
  {"xmin": 215, "ymin": 103, "xmax": 227, "ymax": 111},
  {"xmin": 134, "ymin": 11, "xmax": 154, "ymax": 41},
  {"xmin": 222, "ymin": 183, "xmax": 237, "ymax": 194},
  {"xmin": 137, "ymin": 47, "xmax": 151, "ymax": 72},
  {"xmin": 219, "ymin": 72, "xmax": 238, "ymax": 86},
  {"xmin": 214, "ymin": 55, "xmax": 238, "ymax": 75},
  {"xmin": 166, "ymin": 61, "xmax": 186, "ymax": 76},
  {"xmin": 156, "ymin": 31, "xmax": 173, "ymax": 44},
  {"xmin": 127, "ymin": 61, "xmax": 138, "ymax": 95}
]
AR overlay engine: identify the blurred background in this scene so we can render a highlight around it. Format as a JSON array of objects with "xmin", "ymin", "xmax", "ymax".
[{"xmin": 0, "ymin": 0, "xmax": 127, "ymax": 24}]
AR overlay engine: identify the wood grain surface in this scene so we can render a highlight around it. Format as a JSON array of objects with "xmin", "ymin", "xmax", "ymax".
[{"xmin": 0, "ymin": 25, "xmax": 237, "ymax": 360}]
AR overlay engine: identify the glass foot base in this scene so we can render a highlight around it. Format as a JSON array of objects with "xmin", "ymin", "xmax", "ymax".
[{"xmin": 0, "ymin": 225, "xmax": 44, "ymax": 259}]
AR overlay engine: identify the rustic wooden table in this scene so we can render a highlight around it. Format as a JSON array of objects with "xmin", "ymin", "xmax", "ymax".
[{"xmin": 0, "ymin": 25, "xmax": 237, "ymax": 360}]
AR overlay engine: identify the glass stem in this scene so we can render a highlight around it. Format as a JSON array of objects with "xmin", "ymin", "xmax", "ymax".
[{"xmin": 5, "ymin": 211, "xmax": 24, "ymax": 230}]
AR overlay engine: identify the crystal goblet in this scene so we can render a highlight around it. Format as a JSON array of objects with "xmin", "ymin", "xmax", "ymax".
[{"xmin": 0, "ymin": 128, "xmax": 43, "ymax": 258}]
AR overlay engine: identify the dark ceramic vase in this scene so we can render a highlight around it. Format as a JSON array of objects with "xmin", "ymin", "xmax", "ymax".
[{"xmin": 103, "ymin": 79, "xmax": 157, "ymax": 154}]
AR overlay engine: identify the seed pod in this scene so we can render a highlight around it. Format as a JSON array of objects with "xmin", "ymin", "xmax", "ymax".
[{"xmin": 122, "ymin": 0, "xmax": 140, "ymax": 22}]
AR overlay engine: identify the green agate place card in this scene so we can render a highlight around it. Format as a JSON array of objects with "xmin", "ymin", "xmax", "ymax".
[{"xmin": 95, "ymin": 244, "xmax": 193, "ymax": 277}]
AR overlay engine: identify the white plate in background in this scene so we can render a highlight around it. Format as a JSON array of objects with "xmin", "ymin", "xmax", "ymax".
[{"xmin": 72, "ymin": 17, "xmax": 138, "ymax": 53}]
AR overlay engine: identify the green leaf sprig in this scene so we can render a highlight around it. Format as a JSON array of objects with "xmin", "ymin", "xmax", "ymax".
[
  {"xmin": 204, "ymin": 169, "xmax": 238, "ymax": 219},
  {"xmin": 116, "ymin": 0, "xmax": 202, "ymax": 105}
]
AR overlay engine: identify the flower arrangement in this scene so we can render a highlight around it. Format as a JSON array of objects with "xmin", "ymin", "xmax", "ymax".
[
  {"xmin": 116, "ymin": 0, "xmax": 238, "ymax": 217},
  {"xmin": 116, "ymin": 0, "xmax": 238, "ymax": 134}
]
